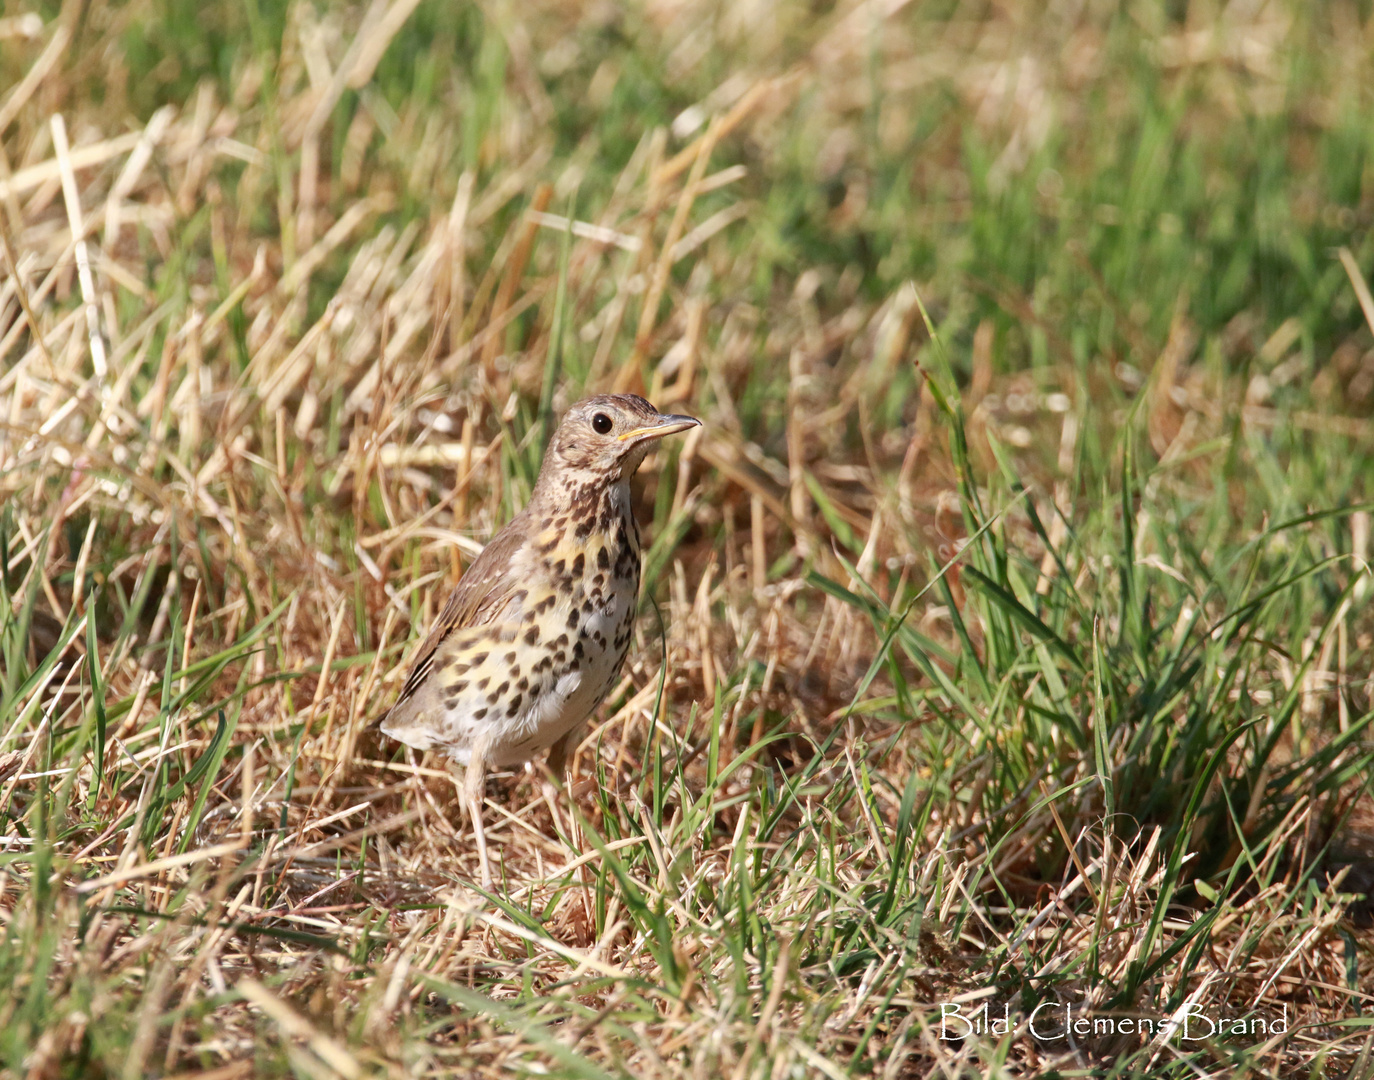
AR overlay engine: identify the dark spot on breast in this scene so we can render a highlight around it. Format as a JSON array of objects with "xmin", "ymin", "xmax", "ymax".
[
  {"xmin": 473, "ymin": 707, "xmax": 488, "ymax": 720},
  {"xmin": 505, "ymin": 651, "xmax": 517, "ymax": 665},
  {"xmin": 471, "ymin": 653, "xmax": 488, "ymax": 666},
  {"xmin": 506, "ymin": 694, "xmax": 523, "ymax": 717},
  {"xmin": 517, "ymin": 677, "xmax": 529, "ymax": 691},
  {"xmin": 567, "ymin": 609, "xmax": 580, "ymax": 629},
  {"xmin": 581, "ymin": 598, "xmax": 594, "ymax": 613},
  {"xmin": 613, "ymin": 526, "xmax": 637, "ymax": 574},
  {"xmin": 597, "ymin": 547, "xmax": 609, "ymax": 570},
  {"xmin": 447, "ymin": 680, "xmax": 468, "ymax": 694},
  {"xmin": 552, "ymin": 559, "xmax": 566, "ymax": 576},
  {"xmin": 571, "ymin": 553, "xmax": 585, "ymax": 576},
  {"xmin": 524, "ymin": 626, "xmax": 540, "ymax": 645}
]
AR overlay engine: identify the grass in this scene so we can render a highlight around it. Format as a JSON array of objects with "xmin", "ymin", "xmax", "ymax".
[{"xmin": 1, "ymin": 0, "xmax": 1373, "ymax": 1076}]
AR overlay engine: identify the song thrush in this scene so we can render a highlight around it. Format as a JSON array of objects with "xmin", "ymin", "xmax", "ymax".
[{"xmin": 378, "ymin": 394, "xmax": 700, "ymax": 886}]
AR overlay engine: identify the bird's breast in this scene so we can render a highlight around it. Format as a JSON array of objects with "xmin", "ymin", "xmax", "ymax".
[{"xmin": 409, "ymin": 489, "xmax": 643, "ymax": 767}]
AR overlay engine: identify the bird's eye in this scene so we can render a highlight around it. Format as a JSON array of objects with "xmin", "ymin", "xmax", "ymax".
[{"xmin": 592, "ymin": 413, "xmax": 613, "ymax": 435}]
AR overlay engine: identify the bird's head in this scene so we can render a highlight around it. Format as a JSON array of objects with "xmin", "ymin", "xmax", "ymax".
[{"xmin": 540, "ymin": 394, "xmax": 700, "ymax": 487}]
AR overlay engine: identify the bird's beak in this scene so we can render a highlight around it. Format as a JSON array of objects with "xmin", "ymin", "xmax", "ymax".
[{"xmin": 617, "ymin": 413, "xmax": 702, "ymax": 442}]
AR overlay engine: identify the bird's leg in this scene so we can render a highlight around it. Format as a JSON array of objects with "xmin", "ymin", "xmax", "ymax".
[
  {"xmin": 543, "ymin": 724, "xmax": 585, "ymax": 864},
  {"xmin": 463, "ymin": 741, "xmax": 493, "ymax": 889},
  {"xmin": 545, "ymin": 723, "xmax": 583, "ymax": 783}
]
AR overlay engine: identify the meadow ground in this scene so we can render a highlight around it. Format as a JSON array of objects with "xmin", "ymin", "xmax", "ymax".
[{"xmin": 1, "ymin": 0, "xmax": 1373, "ymax": 1076}]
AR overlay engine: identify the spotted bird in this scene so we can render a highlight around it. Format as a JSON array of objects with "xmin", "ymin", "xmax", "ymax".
[{"xmin": 377, "ymin": 394, "xmax": 700, "ymax": 886}]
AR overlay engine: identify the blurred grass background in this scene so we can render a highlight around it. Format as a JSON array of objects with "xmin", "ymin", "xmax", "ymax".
[{"xmin": 2, "ymin": 0, "xmax": 1374, "ymax": 1076}]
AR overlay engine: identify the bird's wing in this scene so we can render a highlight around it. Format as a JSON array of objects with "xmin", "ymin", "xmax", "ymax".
[{"xmin": 385, "ymin": 518, "xmax": 530, "ymax": 718}]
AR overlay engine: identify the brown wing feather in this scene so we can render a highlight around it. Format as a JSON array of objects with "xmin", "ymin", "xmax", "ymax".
[{"xmin": 381, "ymin": 513, "xmax": 531, "ymax": 720}]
